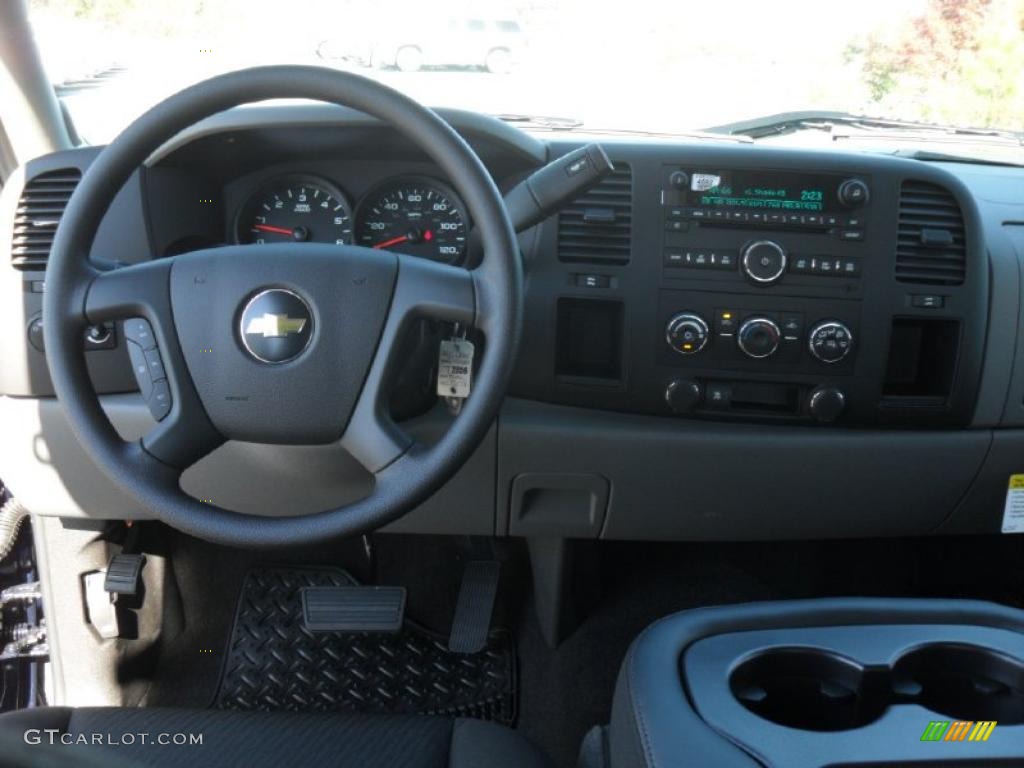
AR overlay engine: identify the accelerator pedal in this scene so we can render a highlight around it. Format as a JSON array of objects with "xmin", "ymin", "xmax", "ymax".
[{"xmin": 448, "ymin": 560, "xmax": 500, "ymax": 654}]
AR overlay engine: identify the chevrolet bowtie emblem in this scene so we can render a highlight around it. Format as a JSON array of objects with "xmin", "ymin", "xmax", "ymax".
[{"xmin": 244, "ymin": 313, "xmax": 307, "ymax": 338}]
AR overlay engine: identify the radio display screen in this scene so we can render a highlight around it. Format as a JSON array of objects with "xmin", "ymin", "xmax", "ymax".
[{"xmin": 686, "ymin": 170, "xmax": 838, "ymax": 213}]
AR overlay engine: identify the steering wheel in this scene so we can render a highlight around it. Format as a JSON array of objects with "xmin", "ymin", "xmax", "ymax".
[{"xmin": 43, "ymin": 66, "xmax": 522, "ymax": 548}]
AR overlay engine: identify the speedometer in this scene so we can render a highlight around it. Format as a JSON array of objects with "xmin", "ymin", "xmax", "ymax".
[
  {"xmin": 236, "ymin": 175, "xmax": 353, "ymax": 245},
  {"xmin": 355, "ymin": 177, "xmax": 469, "ymax": 263}
]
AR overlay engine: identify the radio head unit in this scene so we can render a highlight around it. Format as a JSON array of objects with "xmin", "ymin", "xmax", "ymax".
[{"xmin": 683, "ymin": 169, "xmax": 869, "ymax": 213}]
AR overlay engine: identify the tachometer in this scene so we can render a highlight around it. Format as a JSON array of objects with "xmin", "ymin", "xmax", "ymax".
[
  {"xmin": 356, "ymin": 177, "xmax": 468, "ymax": 263},
  {"xmin": 236, "ymin": 175, "xmax": 353, "ymax": 245}
]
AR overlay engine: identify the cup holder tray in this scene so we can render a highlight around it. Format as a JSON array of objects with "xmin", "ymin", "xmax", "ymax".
[{"xmin": 685, "ymin": 624, "xmax": 1024, "ymax": 766}]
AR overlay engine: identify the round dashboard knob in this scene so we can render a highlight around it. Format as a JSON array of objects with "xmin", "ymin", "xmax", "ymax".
[
  {"xmin": 741, "ymin": 241, "xmax": 787, "ymax": 284},
  {"xmin": 665, "ymin": 378, "xmax": 702, "ymax": 413},
  {"xmin": 838, "ymin": 178, "xmax": 870, "ymax": 208},
  {"xmin": 737, "ymin": 317, "xmax": 781, "ymax": 359},
  {"xmin": 665, "ymin": 312, "xmax": 709, "ymax": 355},
  {"xmin": 808, "ymin": 385, "xmax": 846, "ymax": 423},
  {"xmin": 808, "ymin": 320, "xmax": 854, "ymax": 363}
]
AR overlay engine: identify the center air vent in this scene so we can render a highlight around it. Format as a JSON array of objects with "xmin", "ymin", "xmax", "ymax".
[
  {"xmin": 895, "ymin": 180, "xmax": 966, "ymax": 286},
  {"xmin": 557, "ymin": 163, "xmax": 632, "ymax": 265},
  {"xmin": 11, "ymin": 168, "xmax": 82, "ymax": 270}
]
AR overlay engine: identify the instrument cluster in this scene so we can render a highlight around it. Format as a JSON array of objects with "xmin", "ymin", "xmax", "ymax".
[{"xmin": 234, "ymin": 173, "xmax": 470, "ymax": 264}]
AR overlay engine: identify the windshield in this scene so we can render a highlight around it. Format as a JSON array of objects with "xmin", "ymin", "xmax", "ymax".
[{"xmin": 28, "ymin": 0, "xmax": 1024, "ymax": 150}]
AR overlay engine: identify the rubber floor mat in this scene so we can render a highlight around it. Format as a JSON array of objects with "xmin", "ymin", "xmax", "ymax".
[{"xmin": 213, "ymin": 566, "xmax": 516, "ymax": 725}]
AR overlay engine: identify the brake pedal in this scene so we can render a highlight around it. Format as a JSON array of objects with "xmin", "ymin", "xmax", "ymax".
[
  {"xmin": 301, "ymin": 585, "xmax": 406, "ymax": 632},
  {"xmin": 448, "ymin": 560, "xmax": 500, "ymax": 654}
]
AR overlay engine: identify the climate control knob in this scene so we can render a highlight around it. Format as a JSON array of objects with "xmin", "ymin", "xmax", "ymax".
[
  {"xmin": 665, "ymin": 312, "xmax": 709, "ymax": 355},
  {"xmin": 741, "ymin": 240, "xmax": 787, "ymax": 284},
  {"xmin": 808, "ymin": 320, "xmax": 854, "ymax": 363},
  {"xmin": 737, "ymin": 317, "xmax": 781, "ymax": 359}
]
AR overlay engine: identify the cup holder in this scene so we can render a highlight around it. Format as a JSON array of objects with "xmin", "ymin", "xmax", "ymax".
[
  {"xmin": 730, "ymin": 648, "xmax": 889, "ymax": 731},
  {"xmin": 730, "ymin": 643, "xmax": 1024, "ymax": 732},
  {"xmin": 891, "ymin": 643, "xmax": 1024, "ymax": 725}
]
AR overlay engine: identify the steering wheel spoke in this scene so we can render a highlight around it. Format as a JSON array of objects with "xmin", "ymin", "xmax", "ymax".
[
  {"xmin": 340, "ymin": 254, "xmax": 476, "ymax": 474},
  {"xmin": 85, "ymin": 260, "xmax": 224, "ymax": 469}
]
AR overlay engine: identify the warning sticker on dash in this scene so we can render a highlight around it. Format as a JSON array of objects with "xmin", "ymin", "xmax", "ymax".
[
  {"xmin": 1001, "ymin": 474, "xmax": 1024, "ymax": 533},
  {"xmin": 437, "ymin": 339, "xmax": 475, "ymax": 399}
]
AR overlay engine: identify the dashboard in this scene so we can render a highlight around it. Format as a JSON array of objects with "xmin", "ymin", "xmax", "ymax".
[{"xmin": 1, "ymin": 104, "xmax": 1023, "ymax": 542}]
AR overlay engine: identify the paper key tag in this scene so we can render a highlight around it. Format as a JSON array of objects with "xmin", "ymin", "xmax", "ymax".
[
  {"xmin": 437, "ymin": 339, "xmax": 474, "ymax": 399},
  {"xmin": 1001, "ymin": 474, "xmax": 1024, "ymax": 534}
]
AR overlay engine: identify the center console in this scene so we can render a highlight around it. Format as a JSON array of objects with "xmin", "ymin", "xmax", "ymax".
[
  {"xmin": 516, "ymin": 145, "xmax": 988, "ymax": 428},
  {"xmin": 604, "ymin": 599, "xmax": 1024, "ymax": 768}
]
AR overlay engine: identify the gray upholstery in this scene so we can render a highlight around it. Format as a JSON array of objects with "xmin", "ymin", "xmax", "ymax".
[{"xmin": 0, "ymin": 707, "xmax": 548, "ymax": 768}]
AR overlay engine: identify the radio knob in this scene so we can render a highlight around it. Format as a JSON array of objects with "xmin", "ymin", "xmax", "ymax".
[
  {"xmin": 741, "ymin": 240, "xmax": 787, "ymax": 284},
  {"xmin": 838, "ymin": 178, "xmax": 870, "ymax": 208},
  {"xmin": 808, "ymin": 385, "xmax": 846, "ymax": 423},
  {"xmin": 665, "ymin": 312, "xmax": 709, "ymax": 355},
  {"xmin": 737, "ymin": 317, "xmax": 781, "ymax": 359},
  {"xmin": 808, "ymin": 320, "xmax": 854, "ymax": 363},
  {"xmin": 665, "ymin": 378, "xmax": 702, "ymax": 413}
]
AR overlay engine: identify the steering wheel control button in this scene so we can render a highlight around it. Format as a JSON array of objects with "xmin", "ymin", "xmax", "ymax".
[
  {"xmin": 665, "ymin": 312, "xmax": 709, "ymax": 355},
  {"xmin": 239, "ymin": 288, "xmax": 314, "ymax": 364},
  {"xmin": 737, "ymin": 317, "xmax": 781, "ymax": 359},
  {"xmin": 124, "ymin": 317, "xmax": 156, "ymax": 350},
  {"xmin": 144, "ymin": 348, "xmax": 166, "ymax": 381},
  {"xmin": 149, "ymin": 380, "xmax": 172, "ymax": 422},
  {"xmin": 808, "ymin": 320, "xmax": 854, "ymax": 363},
  {"xmin": 741, "ymin": 240, "xmax": 787, "ymax": 284},
  {"xmin": 127, "ymin": 340, "xmax": 154, "ymax": 400}
]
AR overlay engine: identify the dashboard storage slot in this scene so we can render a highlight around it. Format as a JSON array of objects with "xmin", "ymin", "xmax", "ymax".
[
  {"xmin": 892, "ymin": 643, "xmax": 1024, "ymax": 724},
  {"xmin": 729, "ymin": 648, "xmax": 889, "ymax": 731},
  {"xmin": 882, "ymin": 318, "xmax": 961, "ymax": 403},
  {"xmin": 508, "ymin": 472, "xmax": 609, "ymax": 538},
  {"xmin": 556, "ymin": 298, "xmax": 624, "ymax": 383}
]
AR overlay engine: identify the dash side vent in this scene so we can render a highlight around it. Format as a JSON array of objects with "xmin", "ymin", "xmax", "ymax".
[
  {"xmin": 895, "ymin": 180, "xmax": 966, "ymax": 286},
  {"xmin": 11, "ymin": 168, "xmax": 82, "ymax": 270},
  {"xmin": 557, "ymin": 163, "xmax": 632, "ymax": 265}
]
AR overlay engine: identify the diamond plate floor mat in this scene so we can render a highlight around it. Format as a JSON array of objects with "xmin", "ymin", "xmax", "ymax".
[{"xmin": 213, "ymin": 566, "xmax": 516, "ymax": 725}]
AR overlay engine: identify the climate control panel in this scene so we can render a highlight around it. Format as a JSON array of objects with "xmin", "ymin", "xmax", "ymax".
[{"xmin": 662, "ymin": 307, "xmax": 855, "ymax": 368}]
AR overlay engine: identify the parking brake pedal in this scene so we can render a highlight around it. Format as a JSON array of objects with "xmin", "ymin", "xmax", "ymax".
[
  {"xmin": 302, "ymin": 586, "xmax": 406, "ymax": 632},
  {"xmin": 448, "ymin": 561, "xmax": 500, "ymax": 654},
  {"xmin": 103, "ymin": 553, "xmax": 145, "ymax": 598}
]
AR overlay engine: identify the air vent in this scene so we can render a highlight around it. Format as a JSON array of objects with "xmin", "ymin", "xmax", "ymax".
[
  {"xmin": 11, "ymin": 169, "xmax": 81, "ymax": 270},
  {"xmin": 895, "ymin": 180, "xmax": 966, "ymax": 286},
  {"xmin": 557, "ymin": 163, "xmax": 632, "ymax": 264}
]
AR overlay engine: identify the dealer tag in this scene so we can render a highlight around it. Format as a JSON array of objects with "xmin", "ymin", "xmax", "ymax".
[
  {"xmin": 437, "ymin": 338, "xmax": 474, "ymax": 399},
  {"xmin": 1001, "ymin": 474, "xmax": 1024, "ymax": 534}
]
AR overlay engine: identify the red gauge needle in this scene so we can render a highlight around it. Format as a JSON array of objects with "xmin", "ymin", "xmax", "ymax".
[
  {"xmin": 252, "ymin": 223, "xmax": 295, "ymax": 236},
  {"xmin": 373, "ymin": 234, "xmax": 410, "ymax": 249}
]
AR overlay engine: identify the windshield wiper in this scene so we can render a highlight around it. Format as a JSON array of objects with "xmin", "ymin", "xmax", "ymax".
[
  {"xmin": 495, "ymin": 114, "xmax": 752, "ymax": 142},
  {"xmin": 706, "ymin": 110, "xmax": 1023, "ymax": 145}
]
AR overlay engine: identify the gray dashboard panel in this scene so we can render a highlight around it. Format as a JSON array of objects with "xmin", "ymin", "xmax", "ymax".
[
  {"xmin": 0, "ymin": 395, "xmax": 495, "ymax": 535},
  {"xmin": 497, "ymin": 398, "xmax": 993, "ymax": 540}
]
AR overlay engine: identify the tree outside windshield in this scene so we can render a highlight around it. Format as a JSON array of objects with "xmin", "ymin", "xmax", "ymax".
[{"xmin": 27, "ymin": 0, "xmax": 1024, "ymax": 143}]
